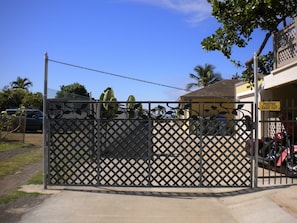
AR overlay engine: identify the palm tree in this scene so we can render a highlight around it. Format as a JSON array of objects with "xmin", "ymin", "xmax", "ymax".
[
  {"xmin": 10, "ymin": 76, "xmax": 33, "ymax": 91},
  {"xmin": 186, "ymin": 64, "xmax": 222, "ymax": 91}
]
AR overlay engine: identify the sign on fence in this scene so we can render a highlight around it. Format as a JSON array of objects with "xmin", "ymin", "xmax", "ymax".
[{"xmin": 259, "ymin": 101, "xmax": 280, "ymax": 111}]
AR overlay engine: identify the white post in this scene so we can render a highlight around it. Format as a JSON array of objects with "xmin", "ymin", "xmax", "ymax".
[
  {"xmin": 253, "ymin": 53, "xmax": 259, "ymax": 188},
  {"xmin": 43, "ymin": 52, "xmax": 48, "ymax": 189}
]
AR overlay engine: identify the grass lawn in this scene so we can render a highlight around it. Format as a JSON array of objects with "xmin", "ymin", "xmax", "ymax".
[
  {"xmin": 0, "ymin": 135, "xmax": 44, "ymax": 205},
  {"xmin": 0, "ymin": 191, "xmax": 40, "ymax": 205},
  {"xmin": 0, "ymin": 149, "xmax": 42, "ymax": 179},
  {"xmin": 0, "ymin": 141, "xmax": 33, "ymax": 153}
]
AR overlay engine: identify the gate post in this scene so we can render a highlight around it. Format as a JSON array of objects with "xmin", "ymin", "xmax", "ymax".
[
  {"xmin": 43, "ymin": 52, "xmax": 48, "ymax": 189},
  {"xmin": 253, "ymin": 53, "xmax": 259, "ymax": 188}
]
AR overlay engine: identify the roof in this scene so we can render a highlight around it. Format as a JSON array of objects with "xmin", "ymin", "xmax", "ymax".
[{"xmin": 180, "ymin": 79, "xmax": 241, "ymax": 100}]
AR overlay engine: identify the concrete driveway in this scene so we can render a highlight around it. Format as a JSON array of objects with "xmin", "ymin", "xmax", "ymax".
[{"xmin": 18, "ymin": 185, "xmax": 297, "ymax": 223}]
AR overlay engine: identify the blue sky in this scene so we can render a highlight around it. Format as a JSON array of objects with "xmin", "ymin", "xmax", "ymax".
[{"xmin": 0, "ymin": 0, "xmax": 271, "ymax": 101}]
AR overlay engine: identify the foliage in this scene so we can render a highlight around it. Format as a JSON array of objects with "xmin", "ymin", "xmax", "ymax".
[
  {"xmin": 186, "ymin": 63, "xmax": 222, "ymax": 90},
  {"xmin": 126, "ymin": 95, "xmax": 143, "ymax": 118},
  {"xmin": 241, "ymin": 51, "xmax": 274, "ymax": 84},
  {"xmin": 21, "ymin": 92, "xmax": 43, "ymax": 111},
  {"xmin": 56, "ymin": 82, "xmax": 89, "ymax": 99},
  {"xmin": 0, "ymin": 190, "xmax": 40, "ymax": 205},
  {"xmin": 10, "ymin": 76, "xmax": 33, "ymax": 91},
  {"xmin": 99, "ymin": 87, "xmax": 118, "ymax": 119},
  {"xmin": 0, "ymin": 148, "xmax": 42, "ymax": 179},
  {"xmin": 0, "ymin": 108, "xmax": 26, "ymax": 140},
  {"xmin": 0, "ymin": 141, "xmax": 32, "ymax": 153},
  {"xmin": 0, "ymin": 111, "xmax": 15, "ymax": 139},
  {"xmin": 27, "ymin": 170, "xmax": 43, "ymax": 184},
  {"xmin": 0, "ymin": 88, "xmax": 27, "ymax": 111},
  {"xmin": 0, "ymin": 77, "xmax": 43, "ymax": 111},
  {"xmin": 201, "ymin": 0, "xmax": 297, "ymax": 81}
]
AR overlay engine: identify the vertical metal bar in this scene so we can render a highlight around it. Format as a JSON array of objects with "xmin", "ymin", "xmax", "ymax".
[
  {"xmin": 96, "ymin": 102, "xmax": 101, "ymax": 186},
  {"xmin": 199, "ymin": 115, "xmax": 203, "ymax": 187},
  {"xmin": 290, "ymin": 98, "xmax": 297, "ymax": 184},
  {"xmin": 147, "ymin": 102, "xmax": 152, "ymax": 186},
  {"xmin": 260, "ymin": 111, "xmax": 264, "ymax": 186},
  {"xmin": 285, "ymin": 99, "xmax": 289, "ymax": 184},
  {"xmin": 250, "ymin": 102, "xmax": 255, "ymax": 188},
  {"xmin": 43, "ymin": 52, "xmax": 48, "ymax": 189},
  {"xmin": 254, "ymin": 53, "xmax": 259, "ymax": 188}
]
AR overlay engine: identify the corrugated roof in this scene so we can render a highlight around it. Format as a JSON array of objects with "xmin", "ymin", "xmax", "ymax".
[{"xmin": 180, "ymin": 79, "xmax": 241, "ymax": 99}]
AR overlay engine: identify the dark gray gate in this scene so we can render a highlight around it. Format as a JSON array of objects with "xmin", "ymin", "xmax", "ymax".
[
  {"xmin": 44, "ymin": 101, "xmax": 253, "ymax": 187},
  {"xmin": 257, "ymin": 99, "xmax": 297, "ymax": 185}
]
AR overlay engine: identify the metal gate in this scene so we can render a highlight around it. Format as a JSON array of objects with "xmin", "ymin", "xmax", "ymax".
[
  {"xmin": 257, "ymin": 99, "xmax": 297, "ymax": 185},
  {"xmin": 44, "ymin": 100, "xmax": 253, "ymax": 188}
]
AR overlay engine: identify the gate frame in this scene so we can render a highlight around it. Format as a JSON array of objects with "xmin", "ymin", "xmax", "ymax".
[
  {"xmin": 43, "ymin": 53, "xmax": 257, "ymax": 189},
  {"xmin": 43, "ymin": 99, "xmax": 255, "ymax": 188}
]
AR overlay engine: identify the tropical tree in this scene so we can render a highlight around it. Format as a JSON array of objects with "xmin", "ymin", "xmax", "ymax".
[
  {"xmin": 0, "ymin": 88, "xmax": 27, "ymax": 110},
  {"xmin": 99, "ymin": 87, "xmax": 118, "ymax": 119},
  {"xmin": 10, "ymin": 76, "xmax": 33, "ymax": 91},
  {"xmin": 56, "ymin": 82, "xmax": 89, "ymax": 99},
  {"xmin": 22, "ymin": 92, "xmax": 43, "ymax": 110},
  {"xmin": 126, "ymin": 95, "xmax": 143, "ymax": 118},
  {"xmin": 186, "ymin": 63, "xmax": 222, "ymax": 90},
  {"xmin": 0, "ymin": 79, "xmax": 43, "ymax": 112},
  {"xmin": 201, "ymin": 0, "xmax": 297, "ymax": 83}
]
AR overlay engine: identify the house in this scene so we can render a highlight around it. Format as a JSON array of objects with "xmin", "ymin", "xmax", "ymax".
[
  {"xmin": 179, "ymin": 79, "xmax": 241, "ymax": 135},
  {"xmin": 179, "ymin": 79, "xmax": 241, "ymax": 119},
  {"xmin": 236, "ymin": 17, "xmax": 297, "ymax": 138}
]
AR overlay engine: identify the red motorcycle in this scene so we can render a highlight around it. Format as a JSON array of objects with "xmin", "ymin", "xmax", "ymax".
[{"xmin": 246, "ymin": 114, "xmax": 297, "ymax": 176}]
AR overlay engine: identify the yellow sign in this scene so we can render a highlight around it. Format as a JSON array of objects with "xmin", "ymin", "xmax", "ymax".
[{"xmin": 259, "ymin": 101, "xmax": 280, "ymax": 111}]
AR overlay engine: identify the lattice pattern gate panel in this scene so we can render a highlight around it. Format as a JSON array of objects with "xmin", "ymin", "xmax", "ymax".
[
  {"xmin": 48, "ymin": 119, "xmax": 99, "ymax": 185},
  {"xmin": 45, "ymin": 100, "xmax": 253, "ymax": 188},
  {"xmin": 98, "ymin": 119, "xmax": 150, "ymax": 186},
  {"xmin": 150, "ymin": 120, "xmax": 200, "ymax": 186},
  {"xmin": 200, "ymin": 120, "xmax": 251, "ymax": 187}
]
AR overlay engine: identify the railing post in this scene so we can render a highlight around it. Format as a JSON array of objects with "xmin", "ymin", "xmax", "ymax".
[{"xmin": 273, "ymin": 32, "xmax": 278, "ymax": 70}]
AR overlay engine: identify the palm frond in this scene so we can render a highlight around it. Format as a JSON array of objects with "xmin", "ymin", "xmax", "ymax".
[{"xmin": 186, "ymin": 83, "xmax": 198, "ymax": 91}]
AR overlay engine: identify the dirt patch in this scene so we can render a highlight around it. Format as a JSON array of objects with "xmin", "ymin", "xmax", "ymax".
[
  {"xmin": 0, "ymin": 133, "xmax": 48, "ymax": 223},
  {"xmin": 0, "ymin": 160, "xmax": 42, "ymax": 197},
  {"xmin": 0, "ymin": 147, "xmax": 39, "ymax": 162},
  {"xmin": 24, "ymin": 133, "xmax": 43, "ymax": 147},
  {"xmin": 0, "ymin": 194, "xmax": 49, "ymax": 223}
]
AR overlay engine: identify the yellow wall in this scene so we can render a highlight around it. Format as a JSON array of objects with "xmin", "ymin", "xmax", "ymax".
[
  {"xmin": 235, "ymin": 80, "xmax": 262, "ymax": 95},
  {"xmin": 181, "ymin": 98, "xmax": 235, "ymax": 119}
]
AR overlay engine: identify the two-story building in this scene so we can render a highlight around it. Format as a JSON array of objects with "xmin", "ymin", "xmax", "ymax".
[{"xmin": 236, "ymin": 17, "xmax": 297, "ymax": 139}]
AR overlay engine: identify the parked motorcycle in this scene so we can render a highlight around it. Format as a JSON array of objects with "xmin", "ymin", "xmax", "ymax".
[{"xmin": 245, "ymin": 114, "xmax": 297, "ymax": 176}]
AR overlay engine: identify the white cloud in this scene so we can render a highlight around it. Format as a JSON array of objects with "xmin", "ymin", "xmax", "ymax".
[{"xmin": 122, "ymin": 0, "xmax": 212, "ymax": 24}]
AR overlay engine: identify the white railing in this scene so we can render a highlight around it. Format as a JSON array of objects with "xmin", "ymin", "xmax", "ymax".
[{"xmin": 274, "ymin": 17, "xmax": 297, "ymax": 69}]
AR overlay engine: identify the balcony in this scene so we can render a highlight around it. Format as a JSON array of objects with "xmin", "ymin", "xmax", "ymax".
[{"xmin": 274, "ymin": 17, "xmax": 297, "ymax": 69}]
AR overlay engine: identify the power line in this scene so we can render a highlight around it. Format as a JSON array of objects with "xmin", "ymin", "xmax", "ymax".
[{"xmin": 48, "ymin": 58, "xmax": 189, "ymax": 92}]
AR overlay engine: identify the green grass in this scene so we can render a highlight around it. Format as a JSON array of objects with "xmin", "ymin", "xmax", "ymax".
[
  {"xmin": 0, "ymin": 141, "xmax": 33, "ymax": 153},
  {"xmin": 27, "ymin": 170, "xmax": 43, "ymax": 184},
  {"xmin": 0, "ymin": 141, "xmax": 43, "ymax": 205},
  {"xmin": 0, "ymin": 149, "xmax": 42, "ymax": 179},
  {"xmin": 0, "ymin": 170, "xmax": 44, "ymax": 205},
  {"xmin": 0, "ymin": 190, "xmax": 40, "ymax": 205}
]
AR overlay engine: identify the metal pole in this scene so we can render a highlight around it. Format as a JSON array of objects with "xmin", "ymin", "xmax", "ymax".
[
  {"xmin": 148, "ymin": 102, "xmax": 152, "ymax": 186},
  {"xmin": 253, "ymin": 53, "xmax": 259, "ymax": 188},
  {"xmin": 43, "ymin": 52, "xmax": 48, "ymax": 189}
]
